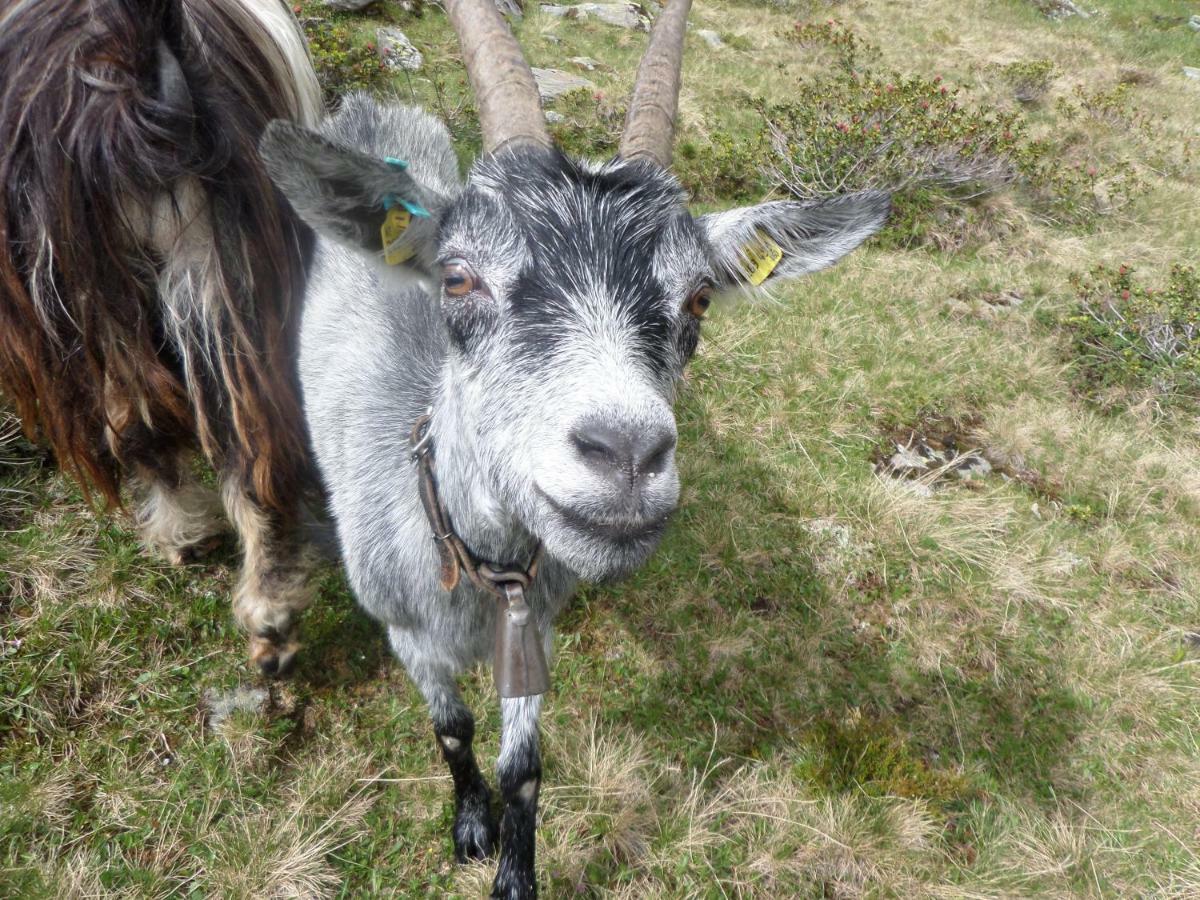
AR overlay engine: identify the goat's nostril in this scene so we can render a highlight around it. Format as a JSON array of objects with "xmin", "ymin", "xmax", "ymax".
[
  {"xmin": 570, "ymin": 420, "xmax": 675, "ymax": 486},
  {"xmin": 570, "ymin": 424, "xmax": 627, "ymax": 470},
  {"xmin": 640, "ymin": 432, "xmax": 676, "ymax": 476}
]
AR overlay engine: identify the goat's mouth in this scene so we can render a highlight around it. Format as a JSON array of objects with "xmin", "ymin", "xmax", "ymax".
[{"xmin": 535, "ymin": 487, "xmax": 672, "ymax": 546}]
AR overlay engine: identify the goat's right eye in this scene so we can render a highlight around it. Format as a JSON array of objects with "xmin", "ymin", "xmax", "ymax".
[{"xmin": 442, "ymin": 259, "xmax": 480, "ymax": 297}]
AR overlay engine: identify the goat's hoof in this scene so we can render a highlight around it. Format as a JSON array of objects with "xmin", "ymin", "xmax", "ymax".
[
  {"xmin": 490, "ymin": 880, "xmax": 536, "ymax": 900},
  {"xmin": 453, "ymin": 798, "xmax": 498, "ymax": 862},
  {"xmin": 249, "ymin": 628, "xmax": 299, "ymax": 678},
  {"xmin": 165, "ymin": 533, "xmax": 224, "ymax": 566},
  {"xmin": 491, "ymin": 861, "xmax": 537, "ymax": 900}
]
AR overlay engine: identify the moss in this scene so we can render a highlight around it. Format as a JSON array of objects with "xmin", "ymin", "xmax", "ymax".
[{"xmin": 799, "ymin": 710, "xmax": 979, "ymax": 814}]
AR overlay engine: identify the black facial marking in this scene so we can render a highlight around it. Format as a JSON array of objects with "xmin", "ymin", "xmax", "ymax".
[
  {"xmin": 442, "ymin": 289, "xmax": 498, "ymax": 353},
  {"xmin": 680, "ymin": 313, "xmax": 701, "ymax": 362},
  {"xmin": 451, "ymin": 149, "xmax": 703, "ymax": 377}
]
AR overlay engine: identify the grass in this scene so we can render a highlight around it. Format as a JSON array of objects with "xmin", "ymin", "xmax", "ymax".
[{"xmin": 4, "ymin": 0, "xmax": 1200, "ymax": 895}]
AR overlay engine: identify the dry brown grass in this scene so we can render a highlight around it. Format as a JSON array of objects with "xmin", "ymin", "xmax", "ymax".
[{"xmin": 5, "ymin": 0, "xmax": 1200, "ymax": 896}]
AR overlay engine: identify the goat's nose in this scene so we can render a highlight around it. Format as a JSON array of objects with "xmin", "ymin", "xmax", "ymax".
[{"xmin": 570, "ymin": 419, "xmax": 676, "ymax": 486}]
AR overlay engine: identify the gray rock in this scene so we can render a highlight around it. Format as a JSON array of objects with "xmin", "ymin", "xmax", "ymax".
[
  {"xmin": 802, "ymin": 518, "xmax": 854, "ymax": 550},
  {"xmin": 531, "ymin": 67, "xmax": 596, "ymax": 100},
  {"xmin": 983, "ymin": 289, "xmax": 1024, "ymax": 310},
  {"xmin": 376, "ymin": 27, "xmax": 423, "ymax": 72},
  {"xmin": 696, "ymin": 29, "xmax": 725, "ymax": 49},
  {"xmin": 568, "ymin": 56, "xmax": 601, "ymax": 70},
  {"xmin": 494, "ymin": 0, "xmax": 524, "ymax": 19},
  {"xmin": 545, "ymin": 110, "xmax": 566, "ymax": 123},
  {"xmin": 540, "ymin": 2, "xmax": 645, "ymax": 30},
  {"xmin": 543, "ymin": 34, "xmax": 562, "ymax": 43},
  {"xmin": 320, "ymin": 0, "xmax": 376, "ymax": 9},
  {"xmin": 205, "ymin": 686, "xmax": 269, "ymax": 731},
  {"xmin": 1184, "ymin": 66, "xmax": 1200, "ymax": 80},
  {"xmin": 876, "ymin": 433, "xmax": 996, "ymax": 490},
  {"xmin": 1040, "ymin": 0, "xmax": 1089, "ymax": 20},
  {"xmin": 951, "ymin": 455, "xmax": 993, "ymax": 481},
  {"xmin": 887, "ymin": 443, "xmax": 933, "ymax": 473},
  {"xmin": 1189, "ymin": 14, "xmax": 1200, "ymax": 31}
]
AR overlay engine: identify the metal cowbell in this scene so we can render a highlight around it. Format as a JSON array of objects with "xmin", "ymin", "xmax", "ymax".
[{"xmin": 493, "ymin": 583, "xmax": 551, "ymax": 698}]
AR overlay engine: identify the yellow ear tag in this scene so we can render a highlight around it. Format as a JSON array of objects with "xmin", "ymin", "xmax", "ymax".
[
  {"xmin": 740, "ymin": 231, "xmax": 783, "ymax": 286},
  {"xmin": 381, "ymin": 206, "xmax": 414, "ymax": 265}
]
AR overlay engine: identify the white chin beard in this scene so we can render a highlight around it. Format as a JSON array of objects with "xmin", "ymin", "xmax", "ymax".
[{"xmin": 540, "ymin": 523, "xmax": 665, "ymax": 583}]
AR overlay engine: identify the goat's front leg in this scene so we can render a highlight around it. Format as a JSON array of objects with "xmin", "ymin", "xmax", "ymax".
[
  {"xmin": 492, "ymin": 695, "xmax": 542, "ymax": 900},
  {"xmin": 396, "ymin": 644, "xmax": 498, "ymax": 861}
]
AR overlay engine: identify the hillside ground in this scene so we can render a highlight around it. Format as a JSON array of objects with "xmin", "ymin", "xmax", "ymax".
[{"xmin": 2, "ymin": 0, "xmax": 1199, "ymax": 896}]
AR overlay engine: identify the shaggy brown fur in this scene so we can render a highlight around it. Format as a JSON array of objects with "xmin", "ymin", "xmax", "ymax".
[{"xmin": 0, "ymin": 0, "xmax": 317, "ymax": 512}]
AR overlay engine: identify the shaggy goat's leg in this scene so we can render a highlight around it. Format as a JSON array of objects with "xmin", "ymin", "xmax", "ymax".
[
  {"xmin": 221, "ymin": 477, "xmax": 312, "ymax": 677},
  {"xmin": 128, "ymin": 454, "xmax": 225, "ymax": 565},
  {"xmin": 104, "ymin": 383, "xmax": 225, "ymax": 565},
  {"xmin": 492, "ymin": 695, "xmax": 542, "ymax": 900},
  {"xmin": 390, "ymin": 636, "xmax": 498, "ymax": 860}
]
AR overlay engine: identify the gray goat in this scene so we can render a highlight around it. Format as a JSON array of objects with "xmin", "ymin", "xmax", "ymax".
[{"xmin": 259, "ymin": 0, "xmax": 888, "ymax": 894}]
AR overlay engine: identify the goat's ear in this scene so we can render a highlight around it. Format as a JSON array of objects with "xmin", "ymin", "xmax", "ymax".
[
  {"xmin": 696, "ymin": 191, "xmax": 890, "ymax": 291},
  {"xmin": 258, "ymin": 120, "xmax": 445, "ymax": 266}
]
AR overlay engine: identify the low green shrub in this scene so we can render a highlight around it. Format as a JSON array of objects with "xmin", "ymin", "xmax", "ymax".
[
  {"xmin": 546, "ymin": 89, "xmax": 624, "ymax": 160},
  {"xmin": 303, "ymin": 18, "xmax": 393, "ymax": 104},
  {"xmin": 783, "ymin": 18, "xmax": 880, "ymax": 73},
  {"xmin": 997, "ymin": 59, "xmax": 1056, "ymax": 103},
  {"xmin": 1055, "ymin": 80, "xmax": 1193, "ymax": 181},
  {"xmin": 1056, "ymin": 81, "xmax": 1146, "ymax": 128},
  {"xmin": 756, "ymin": 70, "xmax": 1145, "ymax": 245},
  {"xmin": 758, "ymin": 72, "xmax": 1034, "ymax": 246},
  {"xmin": 760, "ymin": 73, "xmax": 1026, "ymax": 201},
  {"xmin": 1066, "ymin": 263, "xmax": 1200, "ymax": 410},
  {"xmin": 675, "ymin": 132, "xmax": 771, "ymax": 203}
]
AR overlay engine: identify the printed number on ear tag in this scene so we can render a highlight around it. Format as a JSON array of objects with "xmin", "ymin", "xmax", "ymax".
[
  {"xmin": 381, "ymin": 206, "xmax": 414, "ymax": 265},
  {"xmin": 740, "ymin": 231, "xmax": 783, "ymax": 286}
]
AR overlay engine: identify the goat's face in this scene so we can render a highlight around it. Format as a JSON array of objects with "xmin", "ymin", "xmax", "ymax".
[
  {"xmin": 261, "ymin": 116, "xmax": 888, "ymax": 581},
  {"xmin": 436, "ymin": 151, "xmax": 701, "ymax": 578}
]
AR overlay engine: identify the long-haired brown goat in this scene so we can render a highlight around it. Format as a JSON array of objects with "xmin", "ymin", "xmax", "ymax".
[{"xmin": 0, "ymin": 0, "xmax": 322, "ymax": 674}]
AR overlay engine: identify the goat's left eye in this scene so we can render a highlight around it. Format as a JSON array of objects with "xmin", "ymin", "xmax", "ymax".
[
  {"xmin": 442, "ymin": 259, "xmax": 479, "ymax": 297},
  {"xmin": 685, "ymin": 285, "xmax": 712, "ymax": 319}
]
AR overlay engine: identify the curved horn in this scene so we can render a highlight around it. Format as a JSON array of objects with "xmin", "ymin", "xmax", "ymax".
[
  {"xmin": 445, "ymin": 0, "xmax": 550, "ymax": 154},
  {"xmin": 619, "ymin": 0, "xmax": 693, "ymax": 167}
]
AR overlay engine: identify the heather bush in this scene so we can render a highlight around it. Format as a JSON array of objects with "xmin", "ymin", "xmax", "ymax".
[
  {"xmin": 303, "ymin": 19, "xmax": 392, "ymax": 104},
  {"xmin": 546, "ymin": 89, "xmax": 623, "ymax": 160},
  {"xmin": 757, "ymin": 70, "xmax": 1146, "ymax": 245},
  {"xmin": 675, "ymin": 133, "xmax": 771, "ymax": 203},
  {"xmin": 998, "ymin": 59, "xmax": 1056, "ymax": 103},
  {"xmin": 761, "ymin": 73, "xmax": 1026, "ymax": 201},
  {"xmin": 783, "ymin": 18, "xmax": 880, "ymax": 73},
  {"xmin": 1067, "ymin": 263, "xmax": 1200, "ymax": 410}
]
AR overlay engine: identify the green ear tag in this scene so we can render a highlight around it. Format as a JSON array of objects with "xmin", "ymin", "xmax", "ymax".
[
  {"xmin": 740, "ymin": 231, "xmax": 784, "ymax": 286},
  {"xmin": 381, "ymin": 206, "xmax": 414, "ymax": 265}
]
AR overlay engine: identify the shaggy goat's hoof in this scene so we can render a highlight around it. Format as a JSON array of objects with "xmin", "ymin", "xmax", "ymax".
[
  {"xmin": 249, "ymin": 628, "xmax": 299, "ymax": 678},
  {"xmin": 490, "ymin": 877, "xmax": 536, "ymax": 900},
  {"xmin": 164, "ymin": 533, "xmax": 224, "ymax": 566},
  {"xmin": 453, "ymin": 795, "xmax": 498, "ymax": 862}
]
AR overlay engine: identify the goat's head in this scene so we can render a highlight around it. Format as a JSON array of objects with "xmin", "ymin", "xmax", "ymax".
[{"xmin": 260, "ymin": 0, "xmax": 888, "ymax": 581}]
